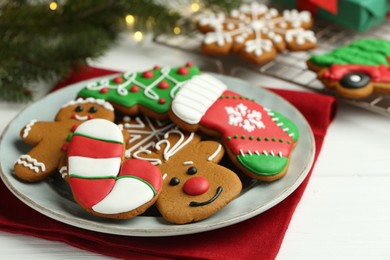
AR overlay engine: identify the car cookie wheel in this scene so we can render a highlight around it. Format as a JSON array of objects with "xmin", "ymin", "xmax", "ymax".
[{"xmin": 336, "ymin": 72, "xmax": 373, "ymax": 99}]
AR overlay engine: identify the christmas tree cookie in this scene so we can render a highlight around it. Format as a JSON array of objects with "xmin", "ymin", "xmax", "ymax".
[
  {"xmin": 307, "ymin": 38, "xmax": 390, "ymax": 99},
  {"xmin": 77, "ymin": 63, "xmax": 200, "ymax": 119},
  {"xmin": 169, "ymin": 74, "xmax": 299, "ymax": 182}
]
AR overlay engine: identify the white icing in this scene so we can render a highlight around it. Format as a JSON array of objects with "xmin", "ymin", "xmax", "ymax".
[
  {"xmin": 171, "ymin": 74, "xmax": 227, "ymax": 125},
  {"xmin": 123, "ymin": 115, "xmax": 176, "ymax": 158},
  {"xmin": 285, "ymin": 29, "xmax": 316, "ymax": 45},
  {"xmin": 62, "ymin": 97, "xmax": 114, "ymax": 111},
  {"xmin": 15, "ymin": 154, "xmax": 45, "ymax": 173},
  {"xmin": 225, "ymin": 103, "xmax": 265, "ymax": 132},
  {"xmin": 199, "ymin": 3, "xmax": 316, "ymax": 60},
  {"xmin": 183, "ymin": 161, "xmax": 194, "ymax": 165},
  {"xmin": 73, "ymin": 115, "xmax": 89, "ymax": 121},
  {"xmin": 208, "ymin": 144, "xmax": 222, "ymax": 161},
  {"xmin": 155, "ymin": 130, "xmax": 194, "ymax": 162},
  {"xmin": 75, "ymin": 119, "xmax": 123, "ymax": 144},
  {"xmin": 68, "ymin": 157, "xmax": 121, "ymax": 178},
  {"xmin": 133, "ymin": 149, "xmax": 162, "ymax": 165},
  {"xmin": 59, "ymin": 166, "xmax": 68, "ymax": 179},
  {"xmin": 22, "ymin": 119, "xmax": 37, "ymax": 138},
  {"xmin": 92, "ymin": 177, "xmax": 154, "ymax": 214}
]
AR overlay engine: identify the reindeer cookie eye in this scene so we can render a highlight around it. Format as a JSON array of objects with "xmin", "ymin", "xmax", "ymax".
[
  {"xmin": 187, "ymin": 166, "xmax": 197, "ymax": 175},
  {"xmin": 75, "ymin": 105, "xmax": 84, "ymax": 112},
  {"xmin": 88, "ymin": 106, "xmax": 97, "ymax": 113},
  {"xmin": 169, "ymin": 177, "xmax": 180, "ymax": 186}
]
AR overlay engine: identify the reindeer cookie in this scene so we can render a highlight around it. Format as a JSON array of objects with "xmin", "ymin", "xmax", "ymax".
[
  {"xmin": 67, "ymin": 119, "xmax": 162, "ymax": 219},
  {"xmin": 14, "ymin": 98, "xmax": 115, "ymax": 182},
  {"xmin": 169, "ymin": 74, "xmax": 299, "ymax": 182},
  {"xmin": 134, "ymin": 129, "xmax": 242, "ymax": 224}
]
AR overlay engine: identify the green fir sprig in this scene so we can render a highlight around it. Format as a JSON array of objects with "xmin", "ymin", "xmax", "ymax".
[{"xmin": 0, "ymin": 0, "xmax": 242, "ymax": 102}]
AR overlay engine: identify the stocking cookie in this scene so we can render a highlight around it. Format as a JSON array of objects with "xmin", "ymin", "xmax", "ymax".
[
  {"xmin": 77, "ymin": 63, "xmax": 200, "ymax": 120},
  {"xmin": 133, "ymin": 129, "xmax": 242, "ymax": 224},
  {"xmin": 14, "ymin": 98, "xmax": 115, "ymax": 182},
  {"xmin": 67, "ymin": 118, "xmax": 162, "ymax": 219},
  {"xmin": 169, "ymin": 74, "xmax": 299, "ymax": 182}
]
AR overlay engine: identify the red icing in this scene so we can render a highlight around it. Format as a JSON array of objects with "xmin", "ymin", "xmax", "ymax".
[
  {"xmin": 158, "ymin": 81, "xmax": 169, "ymax": 89},
  {"xmin": 87, "ymin": 115, "xmax": 93, "ymax": 120},
  {"xmin": 142, "ymin": 71, "xmax": 154, "ymax": 78},
  {"xmin": 177, "ymin": 67, "xmax": 189, "ymax": 75},
  {"xmin": 61, "ymin": 142, "xmax": 69, "ymax": 152},
  {"xmin": 69, "ymin": 177, "xmax": 115, "ymax": 209},
  {"xmin": 153, "ymin": 65, "xmax": 160, "ymax": 70},
  {"xmin": 158, "ymin": 98, "xmax": 166, "ymax": 104},
  {"xmin": 113, "ymin": 77, "xmax": 124, "ymax": 84},
  {"xmin": 119, "ymin": 159, "xmax": 162, "ymax": 192},
  {"xmin": 130, "ymin": 85, "xmax": 140, "ymax": 92},
  {"xmin": 200, "ymin": 90, "xmax": 293, "ymax": 156},
  {"xmin": 71, "ymin": 124, "xmax": 78, "ymax": 132},
  {"xmin": 186, "ymin": 61, "xmax": 193, "ymax": 67},
  {"xmin": 323, "ymin": 64, "xmax": 390, "ymax": 83},
  {"xmin": 100, "ymin": 87, "xmax": 109, "ymax": 94},
  {"xmin": 68, "ymin": 135, "xmax": 123, "ymax": 159},
  {"xmin": 183, "ymin": 176, "xmax": 209, "ymax": 196}
]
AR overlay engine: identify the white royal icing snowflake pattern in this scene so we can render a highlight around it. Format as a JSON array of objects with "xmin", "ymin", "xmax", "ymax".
[
  {"xmin": 197, "ymin": 2, "xmax": 316, "ymax": 62},
  {"xmin": 225, "ymin": 103, "xmax": 265, "ymax": 132}
]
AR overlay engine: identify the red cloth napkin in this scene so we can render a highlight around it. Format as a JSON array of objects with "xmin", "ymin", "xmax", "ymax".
[{"xmin": 0, "ymin": 67, "xmax": 337, "ymax": 260}]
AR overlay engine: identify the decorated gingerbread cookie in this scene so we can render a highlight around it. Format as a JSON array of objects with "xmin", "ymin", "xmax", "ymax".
[
  {"xmin": 118, "ymin": 115, "xmax": 176, "ymax": 159},
  {"xmin": 67, "ymin": 118, "xmax": 162, "ymax": 219},
  {"xmin": 307, "ymin": 38, "xmax": 390, "ymax": 99},
  {"xmin": 133, "ymin": 129, "xmax": 242, "ymax": 224},
  {"xmin": 14, "ymin": 98, "xmax": 115, "ymax": 182},
  {"xmin": 77, "ymin": 63, "xmax": 200, "ymax": 120},
  {"xmin": 196, "ymin": 2, "xmax": 317, "ymax": 64},
  {"xmin": 169, "ymin": 74, "xmax": 299, "ymax": 182}
]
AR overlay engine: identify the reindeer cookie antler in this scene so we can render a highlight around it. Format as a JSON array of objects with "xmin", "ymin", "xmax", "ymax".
[{"xmin": 134, "ymin": 129, "xmax": 242, "ymax": 224}]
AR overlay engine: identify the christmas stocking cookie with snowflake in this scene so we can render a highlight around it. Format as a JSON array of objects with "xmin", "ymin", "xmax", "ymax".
[{"xmin": 169, "ymin": 74, "xmax": 299, "ymax": 181}]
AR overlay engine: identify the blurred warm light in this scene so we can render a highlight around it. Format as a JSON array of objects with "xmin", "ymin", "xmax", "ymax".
[
  {"xmin": 191, "ymin": 2, "xmax": 200, "ymax": 12},
  {"xmin": 125, "ymin": 14, "xmax": 135, "ymax": 25},
  {"xmin": 133, "ymin": 31, "xmax": 143, "ymax": 42},
  {"xmin": 173, "ymin": 26, "xmax": 181, "ymax": 35},
  {"xmin": 49, "ymin": 1, "xmax": 58, "ymax": 11}
]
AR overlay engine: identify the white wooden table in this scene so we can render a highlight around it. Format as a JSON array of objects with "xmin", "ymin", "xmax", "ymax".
[{"xmin": 1, "ymin": 34, "xmax": 390, "ymax": 259}]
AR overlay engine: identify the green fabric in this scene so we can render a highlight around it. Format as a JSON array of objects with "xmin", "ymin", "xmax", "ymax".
[{"xmin": 272, "ymin": 0, "xmax": 389, "ymax": 32}]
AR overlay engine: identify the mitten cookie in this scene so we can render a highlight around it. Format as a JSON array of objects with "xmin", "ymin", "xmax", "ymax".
[
  {"xmin": 14, "ymin": 98, "xmax": 115, "ymax": 182},
  {"xmin": 169, "ymin": 74, "xmax": 299, "ymax": 182},
  {"xmin": 67, "ymin": 118, "xmax": 162, "ymax": 219},
  {"xmin": 133, "ymin": 129, "xmax": 242, "ymax": 224},
  {"xmin": 77, "ymin": 63, "xmax": 200, "ymax": 120}
]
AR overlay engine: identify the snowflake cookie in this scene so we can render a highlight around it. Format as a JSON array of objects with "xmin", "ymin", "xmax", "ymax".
[{"xmin": 196, "ymin": 2, "xmax": 317, "ymax": 64}]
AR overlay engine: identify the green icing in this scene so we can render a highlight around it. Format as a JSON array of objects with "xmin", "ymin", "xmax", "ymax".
[
  {"xmin": 77, "ymin": 65, "xmax": 200, "ymax": 114},
  {"xmin": 309, "ymin": 39, "xmax": 390, "ymax": 67},
  {"xmin": 237, "ymin": 153, "xmax": 288, "ymax": 176},
  {"xmin": 272, "ymin": 111, "xmax": 299, "ymax": 142}
]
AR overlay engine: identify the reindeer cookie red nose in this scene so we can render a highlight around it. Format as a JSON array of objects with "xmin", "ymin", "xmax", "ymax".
[{"xmin": 183, "ymin": 176, "xmax": 209, "ymax": 196}]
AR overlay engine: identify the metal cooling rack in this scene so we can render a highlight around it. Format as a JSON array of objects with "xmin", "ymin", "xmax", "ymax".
[{"xmin": 154, "ymin": 19, "xmax": 390, "ymax": 117}]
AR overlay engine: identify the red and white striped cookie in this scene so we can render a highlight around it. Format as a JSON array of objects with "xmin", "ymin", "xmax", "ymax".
[{"xmin": 67, "ymin": 118, "xmax": 162, "ymax": 219}]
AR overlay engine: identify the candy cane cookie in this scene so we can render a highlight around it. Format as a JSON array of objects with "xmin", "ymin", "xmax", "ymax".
[
  {"xmin": 67, "ymin": 119, "xmax": 162, "ymax": 219},
  {"xmin": 169, "ymin": 74, "xmax": 299, "ymax": 182}
]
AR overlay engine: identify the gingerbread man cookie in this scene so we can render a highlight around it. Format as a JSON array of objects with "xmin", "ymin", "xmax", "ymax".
[
  {"xmin": 67, "ymin": 119, "xmax": 162, "ymax": 219},
  {"xmin": 169, "ymin": 74, "xmax": 299, "ymax": 182},
  {"xmin": 133, "ymin": 129, "xmax": 242, "ymax": 224},
  {"xmin": 14, "ymin": 97, "xmax": 115, "ymax": 182},
  {"xmin": 77, "ymin": 63, "xmax": 200, "ymax": 120}
]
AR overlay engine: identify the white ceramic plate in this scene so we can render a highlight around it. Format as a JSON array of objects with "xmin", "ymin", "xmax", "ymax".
[{"xmin": 0, "ymin": 74, "xmax": 315, "ymax": 237}]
